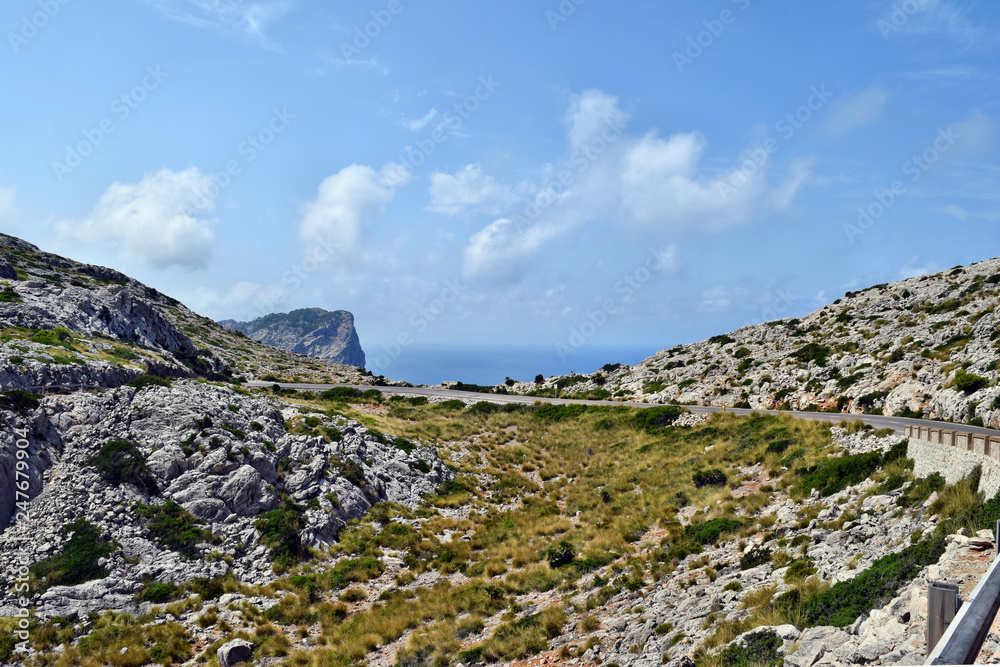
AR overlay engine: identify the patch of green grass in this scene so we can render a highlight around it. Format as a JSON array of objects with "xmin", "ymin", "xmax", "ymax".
[
  {"xmin": 135, "ymin": 500, "xmax": 215, "ymax": 559},
  {"xmin": 126, "ymin": 374, "xmax": 172, "ymax": 390},
  {"xmin": 256, "ymin": 500, "xmax": 308, "ymax": 568},
  {"xmin": 800, "ymin": 534, "xmax": 945, "ymax": 627},
  {"xmin": 31, "ymin": 519, "xmax": 117, "ymax": 591}
]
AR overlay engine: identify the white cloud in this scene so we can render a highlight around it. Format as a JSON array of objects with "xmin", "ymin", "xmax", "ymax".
[
  {"xmin": 461, "ymin": 90, "xmax": 812, "ymax": 283},
  {"xmin": 298, "ymin": 163, "xmax": 411, "ymax": 255},
  {"xmin": 402, "ymin": 108, "xmax": 438, "ymax": 132},
  {"xmin": 620, "ymin": 131, "xmax": 765, "ymax": 232},
  {"xmin": 565, "ymin": 90, "xmax": 631, "ymax": 152},
  {"xmin": 427, "ymin": 164, "xmax": 516, "ymax": 216},
  {"xmin": 942, "ymin": 205, "xmax": 968, "ymax": 219},
  {"xmin": 56, "ymin": 168, "xmax": 218, "ymax": 270},
  {"xmin": 771, "ymin": 158, "xmax": 814, "ymax": 210},
  {"xmin": 826, "ymin": 87, "xmax": 890, "ymax": 134},
  {"xmin": 899, "ymin": 256, "xmax": 940, "ymax": 279},
  {"xmin": 699, "ymin": 285, "xmax": 733, "ymax": 313},
  {"xmin": 138, "ymin": 0, "xmax": 291, "ymax": 50}
]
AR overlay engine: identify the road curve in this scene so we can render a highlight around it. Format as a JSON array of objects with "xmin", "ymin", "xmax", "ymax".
[{"xmin": 247, "ymin": 381, "xmax": 1000, "ymax": 438}]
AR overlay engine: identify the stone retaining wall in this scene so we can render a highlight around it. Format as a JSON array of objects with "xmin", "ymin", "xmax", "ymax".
[{"xmin": 905, "ymin": 425, "xmax": 1000, "ymax": 499}]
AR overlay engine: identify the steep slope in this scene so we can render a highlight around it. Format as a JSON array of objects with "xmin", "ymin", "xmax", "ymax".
[
  {"xmin": 220, "ymin": 308, "xmax": 367, "ymax": 367},
  {"xmin": 0, "ymin": 234, "xmax": 369, "ymax": 386},
  {"xmin": 520, "ymin": 256, "xmax": 1000, "ymax": 428}
]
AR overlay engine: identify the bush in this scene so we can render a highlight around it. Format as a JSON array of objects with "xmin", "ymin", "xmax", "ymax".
[
  {"xmin": 325, "ymin": 557, "xmax": 384, "ymax": 590},
  {"xmin": 797, "ymin": 451, "xmax": 882, "ymax": 497},
  {"xmin": 139, "ymin": 581, "xmax": 178, "ymax": 604},
  {"xmin": 256, "ymin": 500, "xmax": 307, "ymax": 568},
  {"xmin": 693, "ymin": 468, "xmax": 727, "ymax": 488},
  {"xmin": 784, "ymin": 558, "xmax": 817, "ymax": 582},
  {"xmin": 740, "ymin": 547, "xmax": 772, "ymax": 570},
  {"xmin": 631, "ymin": 406, "xmax": 685, "ymax": 433},
  {"xmin": 792, "ymin": 343, "xmax": 831, "ymax": 368},
  {"xmin": 126, "ymin": 374, "xmax": 171, "ymax": 390},
  {"xmin": 545, "ymin": 540, "xmax": 575, "ymax": 568},
  {"xmin": 88, "ymin": 439, "xmax": 158, "ymax": 495},
  {"xmin": 718, "ymin": 629, "xmax": 782, "ymax": 667},
  {"xmin": 135, "ymin": 500, "xmax": 214, "ymax": 559},
  {"xmin": 685, "ymin": 518, "xmax": 741, "ymax": 545},
  {"xmin": 955, "ymin": 369, "xmax": 990, "ymax": 393},
  {"xmin": 801, "ymin": 534, "xmax": 945, "ymax": 627},
  {"xmin": 0, "ymin": 389, "xmax": 41, "ymax": 415},
  {"xmin": 31, "ymin": 519, "xmax": 116, "ymax": 591},
  {"xmin": 333, "ymin": 457, "xmax": 367, "ymax": 488}
]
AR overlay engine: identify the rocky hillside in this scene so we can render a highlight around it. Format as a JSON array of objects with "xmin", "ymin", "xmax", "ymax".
[
  {"xmin": 519, "ymin": 256, "xmax": 1000, "ymax": 428},
  {"xmin": 0, "ymin": 233, "xmax": 368, "ymax": 387},
  {"xmin": 220, "ymin": 309, "xmax": 366, "ymax": 368}
]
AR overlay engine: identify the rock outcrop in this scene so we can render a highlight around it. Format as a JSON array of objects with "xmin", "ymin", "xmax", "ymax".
[
  {"xmin": 220, "ymin": 308, "xmax": 367, "ymax": 367},
  {"xmin": 521, "ymin": 257, "xmax": 1000, "ymax": 428},
  {"xmin": 0, "ymin": 380, "xmax": 449, "ymax": 618}
]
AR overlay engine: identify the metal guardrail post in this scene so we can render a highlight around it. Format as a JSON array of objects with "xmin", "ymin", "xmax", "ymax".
[
  {"xmin": 928, "ymin": 554, "xmax": 1000, "ymax": 664},
  {"xmin": 928, "ymin": 582, "xmax": 960, "ymax": 653}
]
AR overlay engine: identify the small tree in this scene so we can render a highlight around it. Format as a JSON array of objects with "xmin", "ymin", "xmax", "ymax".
[{"xmin": 534, "ymin": 374, "xmax": 544, "ymax": 384}]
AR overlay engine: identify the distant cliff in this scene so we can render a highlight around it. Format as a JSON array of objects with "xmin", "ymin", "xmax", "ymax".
[{"xmin": 220, "ymin": 308, "xmax": 366, "ymax": 367}]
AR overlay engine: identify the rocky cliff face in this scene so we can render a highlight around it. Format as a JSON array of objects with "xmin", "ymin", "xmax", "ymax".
[
  {"xmin": 0, "ymin": 233, "xmax": 367, "ymax": 385},
  {"xmin": 220, "ymin": 308, "xmax": 367, "ymax": 367},
  {"xmin": 522, "ymin": 256, "xmax": 1000, "ymax": 428}
]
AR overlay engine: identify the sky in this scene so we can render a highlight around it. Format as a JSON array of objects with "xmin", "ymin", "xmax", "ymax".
[{"xmin": 0, "ymin": 0, "xmax": 998, "ymax": 374}]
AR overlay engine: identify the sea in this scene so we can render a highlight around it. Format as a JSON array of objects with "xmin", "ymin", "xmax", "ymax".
[{"xmin": 365, "ymin": 343, "xmax": 661, "ymax": 387}]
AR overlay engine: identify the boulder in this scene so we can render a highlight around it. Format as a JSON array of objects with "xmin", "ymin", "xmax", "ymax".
[{"xmin": 217, "ymin": 638, "xmax": 253, "ymax": 666}]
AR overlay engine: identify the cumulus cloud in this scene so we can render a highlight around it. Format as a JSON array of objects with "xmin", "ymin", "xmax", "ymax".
[
  {"xmin": 620, "ymin": 131, "xmax": 766, "ymax": 231},
  {"xmin": 427, "ymin": 164, "xmax": 516, "ymax": 216},
  {"xmin": 460, "ymin": 90, "xmax": 813, "ymax": 283},
  {"xmin": 138, "ymin": 0, "xmax": 291, "ymax": 50},
  {"xmin": 826, "ymin": 87, "xmax": 890, "ymax": 134},
  {"xmin": 565, "ymin": 89, "xmax": 631, "ymax": 152},
  {"xmin": 298, "ymin": 162, "xmax": 411, "ymax": 255},
  {"xmin": 56, "ymin": 168, "xmax": 218, "ymax": 270}
]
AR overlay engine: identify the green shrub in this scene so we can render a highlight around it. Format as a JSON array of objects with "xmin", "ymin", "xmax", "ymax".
[
  {"xmin": 685, "ymin": 518, "xmax": 741, "ymax": 545},
  {"xmin": 256, "ymin": 500, "xmax": 307, "ymax": 568},
  {"xmin": 139, "ymin": 581, "xmax": 178, "ymax": 604},
  {"xmin": 801, "ymin": 534, "xmax": 945, "ymax": 627},
  {"xmin": 0, "ymin": 285, "xmax": 21, "ymax": 303},
  {"xmin": 955, "ymin": 369, "xmax": 990, "ymax": 393},
  {"xmin": 333, "ymin": 457, "xmax": 367, "ymax": 487},
  {"xmin": 740, "ymin": 547, "xmax": 772, "ymax": 570},
  {"xmin": 710, "ymin": 335, "xmax": 736, "ymax": 346},
  {"xmin": 723, "ymin": 580, "xmax": 743, "ymax": 592},
  {"xmin": 693, "ymin": 468, "xmax": 727, "ymax": 488},
  {"xmin": 0, "ymin": 389, "xmax": 41, "ymax": 415},
  {"xmin": 393, "ymin": 437, "xmax": 415, "ymax": 454},
  {"xmin": 792, "ymin": 343, "xmax": 831, "ymax": 367},
  {"xmin": 797, "ymin": 451, "xmax": 882, "ymax": 497},
  {"xmin": 31, "ymin": 519, "xmax": 116, "ymax": 591},
  {"xmin": 545, "ymin": 540, "xmax": 575, "ymax": 568},
  {"xmin": 126, "ymin": 374, "xmax": 171, "ymax": 390},
  {"xmin": 436, "ymin": 399, "xmax": 466, "ymax": 411},
  {"xmin": 135, "ymin": 500, "xmax": 214, "ymax": 559},
  {"xmin": 30, "ymin": 328, "xmax": 73, "ymax": 349},
  {"xmin": 784, "ymin": 558, "xmax": 817, "ymax": 582},
  {"xmin": 718, "ymin": 628, "xmax": 782, "ymax": 667},
  {"xmin": 325, "ymin": 557, "xmax": 384, "ymax": 590},
  {"xmin": 631, "ymin": 406, "xmax": 685, "ymax": 433},
  {"xmin": 88, "ymin": 439, "xmax": 158, "ymax": 495}
]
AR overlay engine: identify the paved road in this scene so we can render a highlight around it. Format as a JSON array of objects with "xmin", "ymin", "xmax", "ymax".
[{"xmin": 247, "ymin": 381, "xmax": 1000, "ymax": 437}]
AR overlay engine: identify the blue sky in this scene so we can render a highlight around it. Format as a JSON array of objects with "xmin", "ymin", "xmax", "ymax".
[{"xmin": 1, "ymin": 0, "xmax": 998, "ymax": 369}]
